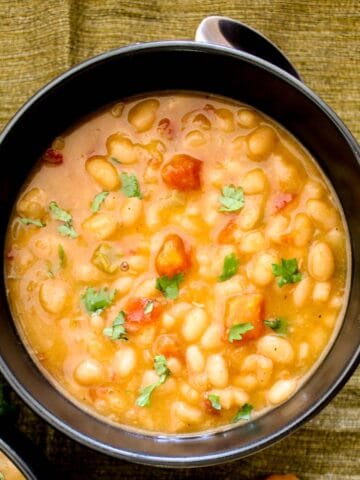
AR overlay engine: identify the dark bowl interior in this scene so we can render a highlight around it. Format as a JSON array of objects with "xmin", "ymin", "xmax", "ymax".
[{"xmin": 0, "ymin": 41, "xmax": 359, "ymax": 467}]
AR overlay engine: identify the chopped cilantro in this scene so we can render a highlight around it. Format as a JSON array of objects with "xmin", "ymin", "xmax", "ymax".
[
  {"xmin": 49, "ymin": 201, "xmax": 78, "ymax": 238},
  {"xmin": 58, "ymin": 244, "xmax": 66, "ymax": 268},
  {"xmin": 103, "ymin": 311, "xmax": 128, "ymax": 341},
  {"xmin": 121, "ymin": 172, "xmax": 142, "ymax": 198},
  {"xmin": 156, "ymin": 273, "xmax": 184, "ymax": 300},
  {"xmin": 91, "ymin": 191, "xmax": 109, "ymax": 213},
  {"xmin": 219, "ymin": 185, "xmax": 245, "ymax": 212},
  {"xmin": 218, "ymin": 253, "xmax": 240, "ymax": 282},
  {"xmin": 208, "ymin": 393, "xmax": 221, "ymax": 411},
  {"xmin": 20, "ymin": 217, "xmax": 45, "ymax": 228},
  {"xmin": 136, "ymin": 355, "xmax": 170, "ymax": 407},
  {"xmin": 0, "ymin": 472, "xmax": 4, "ymax": 480},
  {"xmin": 57, "ymin": 223, "xmax": 78, "ymax": 238},
  {"xmin": 144, "ymin": 300, "xmax": 154, "ymax": 314},
  {"xmin": 49, "ymin": 201, "xmax": 72, "ymax": 223},
  {"xmin": 272, "ymin": 258, "xmax": 302, "ymax": 287},
  {"xmin": 232, "ymin": 403, "xmax": 253, "ymax": 422},
  {"xmin": 265, "ymin": 318, "xmax": 288, "ymax": 336},
  {"xmin": 228, "ymin": 322, "xmax": 254, "ymax": 343},
  {"xmin": 82, "ymin": 287, "xmax": 116, "ymax": 314},
  {"xmin": 110, "ymin": 156, "xmax": 121, "ymax": 164}
]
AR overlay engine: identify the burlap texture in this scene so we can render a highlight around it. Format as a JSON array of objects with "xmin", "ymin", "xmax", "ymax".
[{"xmin": 0, "ymin": 1, "xmax": 359, "ymax": 478}]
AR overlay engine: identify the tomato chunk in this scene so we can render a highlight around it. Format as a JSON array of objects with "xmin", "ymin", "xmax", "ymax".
[
  {"xmin": 162, "ymin": 154, "xmax": 202, "ymax": 191},
  {"xmin": 218, "ymin": 220, "xmax": 242, "ymax": 244},
  {"xmin": 155, "ymin": 234, "xmax": 191, "ymax": 277},
  {"xmin": 153, "ymin": 334, "xmax": 182, "ymax": 358},
  {"xmin": 42, "ymin": 148, "xmax": 64, "ymax": 164},
  {"xmin": 266, "ymin": 475, "xmax": 299, "ymax": 480},
  {"xmin": 125, "ymin": 297, "xmax": 163, "ymax": 333},
  {"xmin": 273, "ymin": 192, "xmax": 294, "ymax": 213},
  {"xmin": 225, "ymin": 293, "xmax": 265, "ymax": 344}
]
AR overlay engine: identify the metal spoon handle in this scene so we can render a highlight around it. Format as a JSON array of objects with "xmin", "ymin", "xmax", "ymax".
[{"xmin": 195, "ymin": 16, "xmax": 302, "ymax": 81}]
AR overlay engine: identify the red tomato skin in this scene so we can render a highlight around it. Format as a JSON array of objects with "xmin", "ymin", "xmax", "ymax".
[
  {"xmin": 162, "ymin": 154, "xmax": 202, "ymax": 191},
  {"xmin": 125, "ymin": 297, "xmax": 163, "ymax": 332},
  {"xmin": 273, "ymin": 192, "xmax": 294, "ymax": 212},
  {"xmin": 42, "ymin": 148, "xmax": 64, "ymax": 164}
]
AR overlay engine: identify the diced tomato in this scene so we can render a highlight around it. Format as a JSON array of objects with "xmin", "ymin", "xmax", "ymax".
[
  {"xmin": 125, "ymin": 297, "xmax": 163, "ymax": 333},
  {"xmin": 157, "ymin": 118, "xmax": 175, "ymax": 140},
  {"xmin": 155, "ymin": 234, "xmax": 191, "ymax": 277},
  {"xmin": 162, "ymin": 154, "xmax": 202, "ymax": 191},
  {"xmin": 153, "ymin": 334, "xmax": 182, "ymax": 358},
  {"xmin": 41, "ymin": 148, "xmax": 63, "ymax": 164},
  {"xmin": 225, "ymin": 293, "xmax": 265, "ymax": 344},
  {"xmin": 218, "ymin": 220, "xmax": 242, "ymax": 244},
  {"xmin": 273, "ymin": 192, "xmax": 294, "ymax": 213}
]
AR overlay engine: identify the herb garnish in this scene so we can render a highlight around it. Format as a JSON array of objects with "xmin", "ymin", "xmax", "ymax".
[
  {"xmin": 144, "ymin": 300, "xmax": 154, "ymax": 314},
  {"xmin": 272, "ymin": 258, "xmax": 302, "ymax": 287},
  {"xmin": 228, "ymin": 322, "xmax": 254, "ymax": 343},
  {"xmin": 121, "ymin": 172, "xmax": 142, "ymax": 198},
  {"xmin": 218, "ymin": 253, "xmax": 240, "ymax": 282},
  {"xmin": 219, "ymin": 185, "xmax": 245, "ymax": 212},
  {"xmin": 49, "ymin": 201, "xmax": 78, "ymax": 238},
  {"xmin": 265, "ymin": 318, "xmax": 288, "ymax": 336},
  {"xmin": 20, "ymin": 217, "xmax": 45, "ymax": 228},
  {"xmin": 156, "ymin": 273, "xmax": 184, "ymax": 300},
  {"xmin": 82, "ymin": 287, "xmax": 116, "ymax": 315},
  {"xmin": 58, "ymin": 244, "xmax": 66, "ymax": 268},
  {"xmin": 232, "ymin": 403, "xmax": 253, "ymax": 422},
  {"xmin": 136, "ymin": 355, "xmax": 170, "ymax": 407},
  {"xmin": 208, "ymin": 393, "xmax": 221, "ymax": 411},
  {"xmin": 91, "ymin": 191, "xmax": 109, "ymax": 212},
  {"xmin": 103, "ymin": 311, "xmax": 128, "ymax": 341}
]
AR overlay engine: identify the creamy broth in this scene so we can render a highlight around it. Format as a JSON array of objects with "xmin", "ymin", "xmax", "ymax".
[
  {"xmin": 0, "ymin": 452, "xmax": 25, "ymax": 480},
  {"xmin": 5, "ymin": 94, "xmax": 349, "ymax": 433}
]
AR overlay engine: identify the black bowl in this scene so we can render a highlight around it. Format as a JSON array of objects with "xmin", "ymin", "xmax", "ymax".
[
  {"xmin": 0, "ymin": 40, "xmax": 359, "ymax": 467},
  {"xmin": 0, "ymin": 424, "xmax": 52, "ymax": 479}
]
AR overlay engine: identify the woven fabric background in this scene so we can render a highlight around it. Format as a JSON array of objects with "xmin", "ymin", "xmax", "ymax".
[{"xmin": 0, "ymin": 1, "xmax": 359, "ymax": 478}]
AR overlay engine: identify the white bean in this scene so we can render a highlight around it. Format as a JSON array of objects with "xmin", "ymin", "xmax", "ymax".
[
  {"xmin": 257, "ymin": 336, "xmax": 294, "ymax": 364},
  {"xmin": 182, "ymin": 307, "xmax": 208, "ymax": 341},
  {"xmin": 186, "ymin": 345, "xmax": 205, "ymax": 373},
  {"xmin": 306, "ymin": 199, "xmax": 338, "ymax": 231},
  {"xmin": 312, "ymin": 282, "xmax": 331, "ymax": 302},
  {"xmin": 200, "ymin": 324, "xmax": 223, "ymax": 350},
  {"xmin": 293, "ymin": 277, "xmax": 313, "ymax": 307},
  {"xmin": 82, "ymin": 213, "xmax": 118, "ymax": 239},
  {"xmin": 85, "ymin": 157, "xmax": 120, "ymax": 190},
  {"xmin": 17, "ymin": 187, "xmax": 46, "ymax": 219},
  {"xmin": 74, "ymin": 359, "xmax": 104, "ymax": 386},
  {"xmin": 121, "ymin": 197, "xmax": 143, "ymax": 227},
  {"xmin": 174, "ymin": 401, "xmax": 203, "ymax": 424},
  {"xmin": 242, "ymin": 354, "xmax": 273, "ymax": 386},
  {"xmin": 128, "ymin": 99, "xmax": 159, "ymax": 132},
  {"xmin": 242, "ymin": 169, "xmax": 268, "ymax": 194},
  {"xmin": 112, "ymin": 347, "xmax": 137, "ymax": 377},
  {"xmin": 268, "ymin": 378, "xmax": 297, "ymax": 404},
  {"xmin": 206, "ymin": 354, "xmax": 229, "ymax": 388},
  {"xmin": 39, "ymin": 279, "xmax": 69, "ymax": 314},
  {"xmin": 248, "ymin": 252, "xmax": 278, "ymax": 286},
  {"xmin": 308, "ymin": 242, "xmax": 335, "ymax": 281}
]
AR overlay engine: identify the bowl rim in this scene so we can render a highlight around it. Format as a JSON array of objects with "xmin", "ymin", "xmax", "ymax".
[{"xmin": 0, "ymin": 39, "xmax": 359, "ymax": 467}]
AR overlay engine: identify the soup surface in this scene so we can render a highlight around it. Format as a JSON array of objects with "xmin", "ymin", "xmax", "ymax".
[
  {"xmin": 0, "ymin": 452, "xmax": 25, "ymax": 480},
  {"xmin": 5, "ymin": 94, "xmax": 348, "ymax": 433}
]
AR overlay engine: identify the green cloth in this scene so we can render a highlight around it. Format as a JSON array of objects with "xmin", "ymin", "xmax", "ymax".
[{"xmin": 0, "ymin": 1, "xmax": 359, "ymax": 478}]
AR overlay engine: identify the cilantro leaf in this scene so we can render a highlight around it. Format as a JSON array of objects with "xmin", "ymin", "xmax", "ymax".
[
  {"xmin": 82, "ymin": 287, "xmax": 116, "ymax": 314},
  {"xmin": 265, "ymin": 317, "xmax": 288, "ymax": 336},
  {"xmin": 103, "ymin": 311, "xmax": 128, "ymax": 341},
  {"xmin": 121, "ymin": 172, "xmax": 142, "ymax": 198},
  {"xmin": 144, "ymin": 300, "xmax": 154, "ymax": 314},
  {"xmin": 20, "ymin": 217, "xmax": 45, "ymax": 228},
  {"xmin": 208, "ymin": 393, "xmax": 221, "ymax": 411},
  {"xmin": 49, "ymin": 201, "xmax": 72, "ymax": 223},
  {"xmin": 49, "ymin": 201, "xmax": 78, "ymax": 238},
  {"xmin": 272, "ymin": 258, "xmax": 302, "ymax": 287},
  {"xmin": 58, "ymin": 244, "xmax": 66, "ymax": 268},
  {"xmin": 228, "ymin": 322, "xmax": 254, "ymax": 343},
  {"xmin": 136, "ymin": 355, "xmax": 170, "ymax": 407},
  {"xmin": 219, "ymin": 185, "xmax": 245, "ymax": 212},
  {"xmin": 57, "ymin": 223, "xmax": 78, "ymax": 238},
  {"xmin": 91, "ymin": 191, "xmax": 109, "ymax": 213},
  {"xmin": 218, "ymin": 253, "xmax": 240, "ymax": 282},
  {"xmin": 110, "ymin": 156, "xmax": 121, "ymax": 164},
  {"xmin": 154, "ymin": 354, "xmax": 170, "ymax": 383},
  {"xmin": 0, "ymin": 472, "xmax": 4, "ymax": 480},
  {"xmin": 136, "ymin": 383, "xmax": 158, "ymax": 408},
  {"xmin": 156, "ymin": 273, "xmax": 184, "ymax": 300},
  {"xmin": 232, "ymin": 403, "xmax": 253, "ymax": 422}
]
